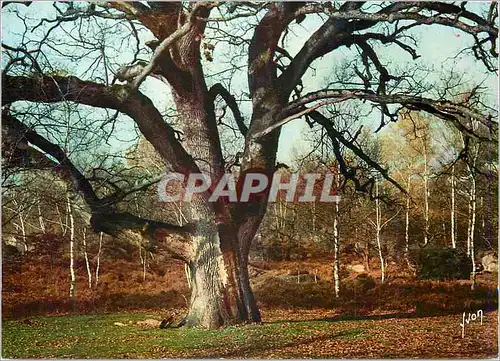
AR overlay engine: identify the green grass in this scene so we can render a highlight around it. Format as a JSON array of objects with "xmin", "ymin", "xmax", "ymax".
[
  {"xmin": 2, "ymin": 313, "xmax": 364, "ymax": 359},
  {"xmin": 3, "ymin": 311, "xmax": 497, "ymax": 358}
]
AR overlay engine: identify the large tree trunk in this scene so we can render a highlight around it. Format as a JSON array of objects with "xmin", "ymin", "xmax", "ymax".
[
  {"xmin": 450, "ymin": 164, "xmax": 456, "ymax": 248},
  {"xmin": 184, "ymin": 226, "xmax": 260, "ymax": 328},
  {"xmin": 169, "ymin": 83, "xmax": 262, "ymax": 328}
]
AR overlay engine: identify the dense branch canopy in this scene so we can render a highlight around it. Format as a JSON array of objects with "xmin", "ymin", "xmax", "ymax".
[{"xmin": 2, "ymin": 0, "xmax": 498, "ymax": 237}]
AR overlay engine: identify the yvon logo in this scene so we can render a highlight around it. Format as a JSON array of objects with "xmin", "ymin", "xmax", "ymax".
[{"xmin": 460, "ymin": 310, "xmax": 483, "ymax": 338}]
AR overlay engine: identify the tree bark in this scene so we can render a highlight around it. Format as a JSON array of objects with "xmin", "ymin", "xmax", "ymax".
[
  {"xmin": 423, "ymin": 142, "xmax": 430, "ymax": 246},
  {"xmin": 37, "ymin": 198, "xmax": 46, "ymax": 234},
  {"xmin": 375, "ymin": 181, "xmax": 385, "ymax": 283},
  {"xmin": 67, "ymin": 192, "xmax": 76, "ymax": 298},
  {"xmin": 467, "ymin": 149, "xmax": 478, "ymax": 290},
  {"xmin": 451, "ymin": 164, "xmax": 456, "ymax": 248},
  {"xmin": 466, "ymin": 191, "xmax": 473, "ymax": 256},
  {"xmin": 470, "ymin": 175, "xmax": 477, "ymax": 290},
  {"xmin": 333, "ymin": 165, "xmax": 341, "ymax": 298},
  {"xmin": 405, "ymin": 174, "xmax": 411, "ymax": 254},
  {"xmin": 95, "ymin": 232, "xmax": 103, "ymax": 287},
  {"xmin": 82, "ymin": 227, "xmax": 92, "ymax": 289}
]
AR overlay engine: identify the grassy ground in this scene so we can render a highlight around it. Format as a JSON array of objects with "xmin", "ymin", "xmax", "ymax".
[
  {"xmin": 3, "ymin": 256, "xmax": 498, "ymax": 358},
  {"xmin": 2, "ymin": 310, "xmax": 498, "ymax": 358}
]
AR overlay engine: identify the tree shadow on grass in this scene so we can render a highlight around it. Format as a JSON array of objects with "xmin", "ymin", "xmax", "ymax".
[
  {"xmin": 265, "ymin": 305, "xmax": 498, "ymax": 325},
  {"xmin": 200, "ymin": 327, "xmax": 361, "ymax": 359},
  {"xmin": 204, "ymin": 307, "xmax": 498, "ymax": 358}
]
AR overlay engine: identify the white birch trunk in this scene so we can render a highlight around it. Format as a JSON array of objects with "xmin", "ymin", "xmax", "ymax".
[
  {"xmin": 12, "ymin": 199, "xmax": 27, "ymax": 251},
  {"xmin": 375, "ymin": 181, "xmax": 385, "ymax": 283},
  {"xmin": 468, "ymin": 166, "xmax": 477, "ymax": 290},
  {"xmin": 333, "ymin": 165, "xmax": 341, "ymax": 298},
  {"xmin": 451, "ymin": 165, "xmax": 456, "ymax": 248},
  {"xmin": 423, "ymin": 143, "xmax": 429, "ymax": 246},
  {"xmin": 470, "ymin": 179, "xmax": 477, "ymax": 290},
  {"xmin": 95, "ymin": 232, "xmax": 103, "ymax": 287},
  {"xmin": 139, "ymin": 247, "xmax": 147, "ymax": 282},
  {"xmin": 55, "ymin": 203, "xmax": 67, "ymax": 236},
  {"xmin": 462, "ymin": 120, "xmax": 479, "ymax": 289},
  {"xmin": 67, "ymin": 193, "xmax": 76, "ymax": 298},
  {"xmin": 82, "ymin": 227, "xmax": 92, "ymax": 289},
  {"xmin": 143, "ymin": 251, "xmax": 147, "ymax": 281},
  {"xmin": 37, "ymin": 199, "xmax": 46, "ymax": 234},
  {"xmin": 466, "ymin": 193, "xmax": 472, "ymax": 256},
  {"xmin": 405, "ymin": 174, "xmax": 411, "ymax": 254},
  {"xmin": 18, "ymin": 211, "xmax": 27, "ymax": 252}
]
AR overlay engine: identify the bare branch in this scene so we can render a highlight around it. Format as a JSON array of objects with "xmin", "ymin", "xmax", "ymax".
[
  {"xmin": 283, "ymin": 89, "xmax": 497, "ymax": 142},
  {"xmin": 2, "ymin": 110, "xmax": 196, "ymax": 261},
  {"xmin": 381, "ymin": 207, "xmax": 402, "ymax": 229},
  {"xmin": 308, "ymin": 109, "xmax": 408, "ymax": 195},
  {"xmin": 2, "ymin": 1, "xmax": 32, "ymax": 8},
  {"xmin": 2, "ymin": 74, "xmax": 200, "ymax": 173},
  {"xmin": 252, "ymin": 96, "xmax": 352, "ymax": 139},
  {"xmin": 209, "ymin": 83, "xmax": 248, "ymax": 136},
  {"xmin": 131, "ymin": 22, "xmax": 192, "ymax": 89}
]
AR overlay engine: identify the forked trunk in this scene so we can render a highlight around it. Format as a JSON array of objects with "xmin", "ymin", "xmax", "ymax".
[{"xmin": 170, "ymin": 89, "xmax": 262, "ymax": 329}]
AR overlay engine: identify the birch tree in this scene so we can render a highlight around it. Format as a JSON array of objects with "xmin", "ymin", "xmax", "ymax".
[
  {"xmin": 67, "ymin": 192, "xmax": 76, "ymax": 298},
  {"xmin": 82, "ymin": 227, "xmax": 92, "ymax": 289},
  {"xmin": 332, "ymin": 165, "xmax": 341, "ymax": 298},
  {"xmin": 462, "ymin": 121, "xmax": 481, "ymax": 289},
  {"xmin": 451, "ymin": 164, "xmax": 457, "ymax": 248},
  {"xmin": 368, "ymin": 179, "xmax": 401, "ymax": 283},
  {"xmin": 95, "ymin": 232, "xmax": 103, "ymax": 287}
]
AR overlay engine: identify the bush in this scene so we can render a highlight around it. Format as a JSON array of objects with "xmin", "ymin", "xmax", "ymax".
[
  {"xmin": 411, "ymin": 246, "xmax": 472, "ymax": 280},
  {"xmin": 344, "ymin": 273, "xmax": 376, "ymax": 294},
  {"xmin": 253, "ymin": 275, "xmax": 334, "ymax": 308}
]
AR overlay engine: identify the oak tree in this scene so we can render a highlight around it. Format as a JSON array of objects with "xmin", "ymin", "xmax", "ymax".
[{"xmin": 2, "ymin": 1, "xmax": 498, "ymax": 328}]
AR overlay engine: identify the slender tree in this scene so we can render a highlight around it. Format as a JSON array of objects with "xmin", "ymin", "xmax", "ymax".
[
  {"xmin": 369, "ymin": 179, "xmax": 401, "ymax": 283},
  {"xmin": 332, "ymin": 165, "xmax": 341, "ymax": 298},
  {"xmin": 451, "ymin": 164, "xmax": 457, "ymax": 248},
  {"xmin": 2, "ymin": 1, "xmax": 497, "ymax": 328},
  {"xmin": 95, "ymin": 232, "xmax": 103, "ymax": 287},
  {"xmin": 67, "ymin": 192, "xmax": 76, "ymax": 298},
  {"xmin": 82, "ymin": 227, "xmax": 93, "ymax": 289}
]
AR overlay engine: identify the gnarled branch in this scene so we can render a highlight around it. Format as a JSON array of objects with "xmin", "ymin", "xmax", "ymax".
[
  {"xmin": 282, "ymin": 89, "xmax": 497, "ymax": 142},
  {"xmin": 2, "ymin": 110, "xmax": 195, "ymax": 261},
  {"xmin": 209, "ymin": 83, "xmax": 248, "ymax": 136},
  {"xmin": 2, "ymin": 74, "xmax": 200, "ymax": 174}
]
